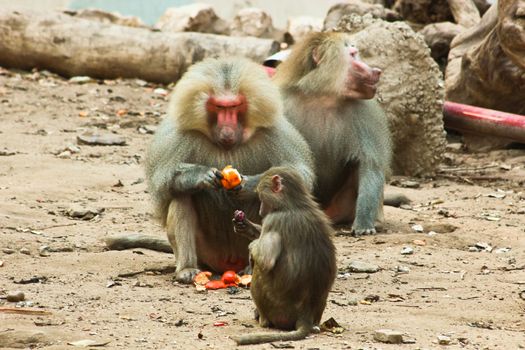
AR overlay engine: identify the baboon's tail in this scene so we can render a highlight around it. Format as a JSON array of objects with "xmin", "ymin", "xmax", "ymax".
[{"xmin": 232, "ymin": 325, "xmax": 310, "ymax": 346}]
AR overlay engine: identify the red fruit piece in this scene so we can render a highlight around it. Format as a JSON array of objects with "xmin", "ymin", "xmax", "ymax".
[
  {"xmin": 221, "ymin": 270, "xmax": 239, "ymax": 285},
  {"xmin": 205, "ymin": 280, "xmax": 227, "ymax": 290}
]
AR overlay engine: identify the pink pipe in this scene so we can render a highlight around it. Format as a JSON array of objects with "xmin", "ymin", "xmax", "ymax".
[{"xmin": 443, "ymin": 101, "xmax": 525, "ymax": 143}]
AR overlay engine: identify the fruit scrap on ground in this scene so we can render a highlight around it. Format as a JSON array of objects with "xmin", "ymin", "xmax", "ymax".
[
  {"xmin": 193, "ymin": 270, "xmax": 251, "ymax": 290},
  {"xmin": 220, "ymin": 165, "xmax": 242, "ymax": 190}
]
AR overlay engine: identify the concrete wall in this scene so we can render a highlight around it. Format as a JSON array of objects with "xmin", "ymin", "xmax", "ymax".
[{"xmin": 0, "ymin": 0, "xmax": 336, "ymax": 28}]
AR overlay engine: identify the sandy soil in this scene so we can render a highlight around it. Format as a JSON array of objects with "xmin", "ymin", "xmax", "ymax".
[{"xmin": 1, "ymin": 67, "xmax": 524, "ymax": 349}]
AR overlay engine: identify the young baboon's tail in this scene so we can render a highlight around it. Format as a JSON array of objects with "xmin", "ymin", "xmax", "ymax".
[{"xmin": 232, "ymin": 325, "xmax": 310, "ymax": 346}]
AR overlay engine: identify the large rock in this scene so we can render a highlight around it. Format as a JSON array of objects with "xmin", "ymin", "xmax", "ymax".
[
  {"xmin": 393, "ymin": 0, "xmax": 453, "ymax": 24},
  {"xmin": 230, "ymin": 8, "xmax": 284, "ymax": 41},
  {"xmin": 155, "ymin": 3, "xmax": 229, "ymax": 35},
  {"xmin": 324, "ymin": 1, "xmax": 401, "ymax": 30},
  {"xmin": 419, "ymin": 21, "xmax": 464, "ymax": 69},
  {"xmin": 287, "ymin": 16, "xmax": 323, "ymax": 43},
  {"xmin": 335, "ymin": 14, "xmax": 446, "ymax": 176}
]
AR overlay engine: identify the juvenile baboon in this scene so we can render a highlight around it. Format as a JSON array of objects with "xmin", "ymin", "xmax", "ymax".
[
  {"xmin": 232, "ymin": 167, "xmax": 336, "ymax": 346},
  {"xmin": 145, "ymin": 57, "xmax": 314, "ymax": 283},
  {"xmin": 273, "ymin": 32, "xmax": 393, "ymax": 235}
]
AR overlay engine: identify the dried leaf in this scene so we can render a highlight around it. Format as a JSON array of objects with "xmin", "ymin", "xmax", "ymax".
[
  {"xmin": 320, "ymin": 317, "xmax": 344, "ymax": 334},
  {"xmin": 239, "ymin": 274, "xmax": 252, "ymax": 287},
  {"xmin": 116, "ymin": 109, "xmax": 127, "ymax": 117}
]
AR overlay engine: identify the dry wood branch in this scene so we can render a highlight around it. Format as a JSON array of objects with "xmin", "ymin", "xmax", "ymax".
[
  {"xmin": 0, "ymin": 307, "xmax": 52, "ymax": 315},
  {"xmin": 438, "ymin": 164, "xmax": 500, "ymax": 172},
  {"xmin": 117, "ymin": 264, "xmax": 176, "ymax": 278},
  {"xmin": 0, "ymin": 9, "xmax": 279, "ymax": 84}
]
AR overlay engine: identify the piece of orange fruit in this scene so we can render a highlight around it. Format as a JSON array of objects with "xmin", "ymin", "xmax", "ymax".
[{"xmin": 220, "ymin": 165, "xmax": 242, "ymax": 190}]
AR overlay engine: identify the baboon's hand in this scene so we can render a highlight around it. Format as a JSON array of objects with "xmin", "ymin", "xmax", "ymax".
[{"xmin": 196, "ymin": 167, "xmax": 222, "ymax": 190}]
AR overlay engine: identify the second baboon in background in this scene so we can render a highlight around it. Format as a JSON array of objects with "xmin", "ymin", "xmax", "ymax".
[
  {"xmin": 274, "ymin": 31, "xmax": 393, "ymax": 236},
  {"xmin": 232, "ymin": 167, "xmax": 336, "ymax": 346}
]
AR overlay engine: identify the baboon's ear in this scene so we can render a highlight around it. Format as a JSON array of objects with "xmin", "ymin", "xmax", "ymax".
[
  {"xmin": 271, "ymin": 175, "xmax": 282, "ymax": 193},
  {"xmin": 312, "ymin": 47, "xmax": 320, "ymax": 65}
]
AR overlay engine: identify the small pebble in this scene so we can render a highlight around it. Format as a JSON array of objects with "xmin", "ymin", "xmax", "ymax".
[
  {"xmin": 57, "ymin": 150, "xmax": 72, "ymax": 159},
  {"xmin": 474, "ymin": 242, "xmax": 492, "ymax": 252},
  {"xmin": 400, "ymin": 180, "xmax": 420, "ymax": 188},
  {"xmin": 69, "ymin": 76, "xmax": 94, "ymax": 84},
  {"xmin": 348, "ymin": 298, "xmax": 359, "ymax": 306},
  {"xmin": 348, "ymin": 260, "xmax": 380, "ymax": 273},
  {"xmin": 411, "ymin": 224, "xmax": 424, "ymax": 233},
  {"xmin": 7, "ymin": 291, "xmax": 25, "ymax": 302},
  {"xmin": 373, "ymin": 329, "xmax": 404, "ymax": 344},
  {"xmin": 401, "ymin": 246, "xmax": 414, "ymax": 255},
  {"xmin": 494, "ymin": 247, "xmax": 511, "ymax": 254},
  {"xmin": 437, "ymin": 335, "xmax": 451, "ymax": 345},
  {"xmin": 39, "ymin": 246, "xmax": 51, "ymax": 257},
  {"xmin": 396, "ymin": 265, "xmax": 410, "ymax": 273},
  {"xmin": 19, "ymin": 248, "xmax": 31, "ymax": 255},
  {"xmin": 2, "ymin": 248, "xmax": 15, "ymax": 254},
  {"xmin": 153, "ymin": 88, "xmax": 168, "ymax": 96}
]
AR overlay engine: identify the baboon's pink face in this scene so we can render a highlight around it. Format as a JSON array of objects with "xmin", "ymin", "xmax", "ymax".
[{"xmin": 342, "ymin": 42, "xmax": 382, "ymax": 100}]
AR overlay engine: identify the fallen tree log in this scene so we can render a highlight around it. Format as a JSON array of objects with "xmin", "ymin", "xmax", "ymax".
[{"xmin": 0, "ymin": 9, "xmax": 279, "ymax": 84}]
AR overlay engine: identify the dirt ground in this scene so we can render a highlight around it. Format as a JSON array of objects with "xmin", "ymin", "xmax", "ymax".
[{"xmin": 1, "ymin": 67, "xmax": 524, "ymax": 350}]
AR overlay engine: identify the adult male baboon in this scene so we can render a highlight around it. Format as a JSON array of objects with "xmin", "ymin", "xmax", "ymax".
[{"xmin": 145, "ymin": 57, "xmax": 314, "ymax": 283}]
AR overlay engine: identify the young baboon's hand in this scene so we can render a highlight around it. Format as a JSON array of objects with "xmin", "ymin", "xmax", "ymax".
[
  {"xmin": 238, "ymin": 175, "xmax": 259, "ymax": 193},
  {"xmin": 232, "ymin": 210, "xmax": 261, "ymax": 240},
  {"xmin": 232, "ymin": 218, "xmax": 251, "ymax": 236}
]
